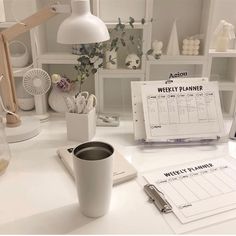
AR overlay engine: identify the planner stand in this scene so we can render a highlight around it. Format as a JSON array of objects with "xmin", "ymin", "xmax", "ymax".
[{"xmin": 131, "ymin": 78, "xmax": 226, "ymax": 145}]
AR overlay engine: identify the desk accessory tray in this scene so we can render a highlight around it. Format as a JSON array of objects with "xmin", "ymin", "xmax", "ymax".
[{"xmin": 96, "ymin": 114, "xmax": 120, "ymax": 127}]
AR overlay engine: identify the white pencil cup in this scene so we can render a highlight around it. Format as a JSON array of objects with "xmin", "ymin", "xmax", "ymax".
[
  {"xmin": 73, "ymin": 141, "xmax": 114, "ymax": 218},
  {"xmin": 66, "ymin": 108, "xmax": 96, "ymax": 142}
]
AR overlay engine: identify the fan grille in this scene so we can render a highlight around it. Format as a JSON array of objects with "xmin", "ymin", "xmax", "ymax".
[{"xmin": 23, "ymin": 68, "xmax": 51, "ymax": 96}]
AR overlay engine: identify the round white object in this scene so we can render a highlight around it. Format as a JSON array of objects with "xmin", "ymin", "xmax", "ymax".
[
  {"xmin": 18, "ymin": 97, "xmax": 35, "ymax": 111},
  {"xmin": 125, "ymin": 54, "xmax": 140, "ymax": 69},
  {"xmin": 152, "ymin": 40, "xmax": 163, "ymax": 51},
  {"xmin": 9, "ymin": 41, "xmax": 29, "ymax": 68},
  {"xmin": 194, "ymin": 39, "xmax": 200, "ymax": 45},
  {"xmin": 188, "ymin": 39, "xmax": 194, "ymax": 45},
  {"xmin": 187, "ymin": 50, "xmax": 193, "ymax": 55},
  {"xmin": 23, "ymin": 68, "xmax": 51, "ymax": 96},
  {"xmin": 182, "ymin": 45, "xmax": 189, "ymax": 50},
  {"xmin": 183, "ymin": 39, "xmax": 189, "ymax": 45},
  {"xmin": 5, "ymin": 116, "xmax": 41, "ymax": 143}
]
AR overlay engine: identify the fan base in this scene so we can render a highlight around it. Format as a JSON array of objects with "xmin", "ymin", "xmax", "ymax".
[
  {"xmin": 35, "ymin": 113, "xmax": 50, "ymax": 122},
  {"xmin": 5, "ymin": 116, "xmax": 41, "ymax": 143}
]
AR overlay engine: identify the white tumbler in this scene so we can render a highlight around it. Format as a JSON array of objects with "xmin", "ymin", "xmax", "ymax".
[{"xmin": 73, "ymin": 141, "xmax": 114, "ymax": 218}]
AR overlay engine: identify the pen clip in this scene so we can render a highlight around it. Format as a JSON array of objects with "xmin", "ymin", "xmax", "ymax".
[{"xmin": 144, "ymin": 184, "xmax": 172, "ymax": 213}]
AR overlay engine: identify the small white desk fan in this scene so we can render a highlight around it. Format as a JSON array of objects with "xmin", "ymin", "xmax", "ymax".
[{"xmin": 23, "ymin": 68, "xmax": 51, "ymax": 120}]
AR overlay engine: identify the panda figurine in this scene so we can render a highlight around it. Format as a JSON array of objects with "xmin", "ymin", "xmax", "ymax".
[{"xmin": 125, "ymin": 54, "xmax": 141, "ymax": 69}]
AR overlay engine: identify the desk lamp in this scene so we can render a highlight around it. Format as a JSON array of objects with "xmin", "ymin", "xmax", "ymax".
[{"xmin": 0, "ymin": 0, "xmax": 109, "ymax": 142}]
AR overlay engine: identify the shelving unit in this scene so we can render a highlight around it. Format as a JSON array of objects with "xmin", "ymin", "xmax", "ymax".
[
  {"xmin": 1, "ymin": 0, "xmax": 236, "ymax": 117},
  {"xmin": 92, "ymin": 0, "xmax": 151, "ymax": 114},
  {"xmin": 93, "ymin": 0, "xmax": 236, "ymax": 116},
  {"xmin": 207, "ymin": 0, "xmax": 236, "ymax": 116}
]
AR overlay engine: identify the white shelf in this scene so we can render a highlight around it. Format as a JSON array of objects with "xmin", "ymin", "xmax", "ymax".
[
  {"xmin": 38, "ymin": 53, "xmax": 78, "ymax": 65},
  {"xmin": 209, "ymin": 49, "xmax": 236, "ymax": 57},
  {"xmin": 105, "ymin": 22, "xmax": 146, "ymax": 29},
  {"xmin": 148, "ymin": 55, "xmax": 206, "ymax": 65},
  {"xmin": 0, "ymin": 21, "xmax": 17, "ymax": 28},
  {"xmin": 99, "ymin": 68, "xmax": 144, "ymax": 75},
  {"xmin": 13, "ymin": 64, "xmax": 34, "ymax": 77}
]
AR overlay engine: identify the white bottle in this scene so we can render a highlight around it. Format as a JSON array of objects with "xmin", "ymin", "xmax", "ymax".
[{"xmin": 215, "ymin": 25, "xmax": 230, "ymax": 52}]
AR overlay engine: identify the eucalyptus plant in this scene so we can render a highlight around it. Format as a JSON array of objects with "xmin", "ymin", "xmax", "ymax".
[
  {"xmin": 74, "ymin": 43, "xmax": 104, "ymax": 91},
  {"xmin": 73, "ymin": 17, "xmax": 160, "ymax": 91}
]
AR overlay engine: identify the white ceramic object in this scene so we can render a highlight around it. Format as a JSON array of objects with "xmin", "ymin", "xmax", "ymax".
[
  {"xmin": 125, "ymin": 54, "xmax": 140, "ymax": 69},
  {"xmin": 18, "ymin": 97, "xmax": 35, "ymax": 111},
  {"xmin": 66, "ymin": 107, "xmax": 96, "ymax": 142},
  {"xmin": 214, "ymin": 20, "xmax": 235, "ymax": 52},
  {"xmin": 182, "ymin": 38, "xmax": 200, "ymax": 55},
  {"xmin": 166, "ymin": 20, "xmax": 180, "ymax": 56},
  {"xmin": 73, "ymin": 141, "xmax": 114, "ymax": 217},
  {"xmin": 152, "ymin": 40, "xmax": 163, "ymax": 55},
  {"xmin": 9, "ymin": 41, "xmax": 29, "ymax": 68},
  {"xmin": 48, "ymin": 86, "xmax": 69, "ymax": 113},
  {"xmin": 105, "ymin": 50, "xmax": 117, "ymax": 69}
]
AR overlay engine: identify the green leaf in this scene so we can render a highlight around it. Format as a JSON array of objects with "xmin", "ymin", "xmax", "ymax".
[
  {"xmin": 146, "ymin": 49, "xmax": 153, "ymax": 55},
  {"xmin": 154, "ymin": 53, "xmax": 161, "ymax": 60},
  {"xmin": 129, "ymin": 16, "xmax": 135, "ymax": 28},
  {"xmin": 121, "ymin": 38, "xmax": 126, "ymax": 47},
  {"xmin": 91, "ymin": 68, "xmax": 97, "ymax": 74},
  {"xmin": 129, "ymin": 16, "xmax": 135, "ymax": 23},
  {"xmin": 98, "ymin": 63, "xmax": 103, "ymax": 68},
  {"xmin": 120, "ymin": 24, "xmax": 125, "ymax": 30}
]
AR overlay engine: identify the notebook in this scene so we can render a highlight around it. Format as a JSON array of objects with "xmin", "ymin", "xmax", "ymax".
[
  {"xmin": 131, "ymin": 79, "xmax": 226, "ymax": 144},
  {"xmin": 57, "ymin": 146, "xmax": 137, "ymax": 185}
]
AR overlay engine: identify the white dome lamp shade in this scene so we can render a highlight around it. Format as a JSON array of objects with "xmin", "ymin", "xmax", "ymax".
[{"xmin": 57, "ymin": 0, "xmax": 110, "ymax": 44}]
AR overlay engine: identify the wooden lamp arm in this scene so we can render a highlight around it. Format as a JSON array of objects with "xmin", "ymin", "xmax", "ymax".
[
  {"xmin": 2, "ymin": 6, "xmax": 58, "ymax": 41},
  {"xmin": 0, "ymin": 5, "xmax": 59, "ymax": 127}
]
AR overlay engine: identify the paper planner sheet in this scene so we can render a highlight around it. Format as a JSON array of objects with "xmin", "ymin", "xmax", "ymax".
[
  {"xmin": 141, "ymin": 81, "xmax": 225, "ymax": 141},
  {"xmin": 144, "ymin": 158, "xmax": 236, "ymax": 224}
]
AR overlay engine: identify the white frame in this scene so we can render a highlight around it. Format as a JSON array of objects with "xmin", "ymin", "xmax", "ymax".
[{"xmin": 95, "ymin": 71, "xmax": 144, "ymax": 114}]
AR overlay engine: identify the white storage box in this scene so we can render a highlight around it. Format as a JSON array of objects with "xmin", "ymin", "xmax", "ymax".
[{"xmin": 66, "ymin": 108, "xmax": 96, "ymax": 142}]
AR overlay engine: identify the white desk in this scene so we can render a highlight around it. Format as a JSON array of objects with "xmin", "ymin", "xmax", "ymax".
[{"xmin": 0, "ymin": 113, "xmax": 235, "ymax": 234}]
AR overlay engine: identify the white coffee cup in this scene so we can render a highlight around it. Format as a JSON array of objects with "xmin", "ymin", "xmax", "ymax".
[{"xmin": 73, "ymin": 141, "xmax": 114, "ymax": 218}]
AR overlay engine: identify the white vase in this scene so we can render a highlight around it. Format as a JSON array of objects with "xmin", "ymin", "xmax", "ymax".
[
  {"xmin": 105, "ymin": 50, "xmax": 117, "ymax": 69},
  {"xmin": 48, "ymin": 86, "xmax": 78, "ymax": 113}
]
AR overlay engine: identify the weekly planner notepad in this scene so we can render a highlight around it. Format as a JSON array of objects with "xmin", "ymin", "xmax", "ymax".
[
  {"xmin": 131, "ymin": 79, "xmax": 225, "ymax": 143},
  {"xmin": 143, "ymin": 157, "xmax": 236, "ymax": 233}
]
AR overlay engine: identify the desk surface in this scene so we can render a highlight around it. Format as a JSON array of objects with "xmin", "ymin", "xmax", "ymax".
[{"xmin": 0, "ymin": 113, "xmax": 236, "ymax": 234}]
